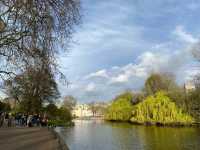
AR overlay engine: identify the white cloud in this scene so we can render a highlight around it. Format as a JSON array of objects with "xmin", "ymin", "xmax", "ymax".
[
  {"xmin": 85, "ymin": 82, "xmax": 96, "ymax": 92},
  {"xmin": 173, "ymin": 25, "xmax": 198, "ymax": 44},
  {"xmin": 85, "ymin": 69, "xmax": 108, "ymax": 79},
  {"xmin": 110, "ymin": 74, "xmax": 129, "ymax": 83},
  {"xmin": 109, "ymin": 51, "xmax": 170, "ymax": 84},
  {"xmin": 64, "ymin": 32, "xmax": 195, "ymax": 101},
  {"xmin": 58, "ymin": 0, "xmax": 199, "ymax": 103},
  {"xmin": 137, "ymin": 52, "xmax": 169, "ymax": 71},
  {"xmin": 85, "ymin": 33, "xmax": 195, "ymax": 86}
]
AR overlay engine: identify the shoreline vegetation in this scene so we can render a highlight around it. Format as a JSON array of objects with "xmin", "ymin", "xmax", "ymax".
[
  {"xmin": 1, "ymin": 73, "xmax": 200, "ymax": 128},
  {"xmin": 130, "ymin": 92, "xmax": 194, "ymax": 126},
  {"xmin": 105, "ymin": 92, "xmax": 200, "ymax": 127},
  {"xmin": 104, "ymin": 73, "xmax": 200, "ymax": 127},
  {"xmin": 48, "ymin": 120, "xmax": 74, "ymax": 127}
]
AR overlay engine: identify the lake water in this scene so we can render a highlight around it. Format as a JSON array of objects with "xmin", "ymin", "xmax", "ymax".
[{"xmin": 56, "ymin": 120, "xmax": 200, "ymax": 150}]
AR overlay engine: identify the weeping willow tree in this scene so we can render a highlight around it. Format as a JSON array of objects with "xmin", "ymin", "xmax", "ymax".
[
  {"xmin": 105, "ymin": 92, "xmax": 134, "ymax": 121},
  {"xmin": 130, "ymin": 91, "xmax": 194, "ymax": 125}
]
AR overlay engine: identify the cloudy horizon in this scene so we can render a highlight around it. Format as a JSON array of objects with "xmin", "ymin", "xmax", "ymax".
[{"xmin": 58, "ymin": 0, "xmax": 200, "ymax": 102}]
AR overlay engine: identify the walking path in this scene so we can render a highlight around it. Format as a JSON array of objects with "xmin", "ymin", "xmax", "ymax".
[{"xmin": 0, "ymin": 127, "xmax": 59, "ymax": 150}]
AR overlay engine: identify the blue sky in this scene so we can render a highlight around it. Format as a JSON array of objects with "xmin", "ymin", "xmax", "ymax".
[{"xmin": 58, "ymin": 0, "xmax": 200, "ymax": 102}]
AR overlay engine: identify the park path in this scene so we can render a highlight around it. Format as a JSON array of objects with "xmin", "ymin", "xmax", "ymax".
[{"xmin": 0, "ymin": 127, "xmax": 59, "ymax": 150}]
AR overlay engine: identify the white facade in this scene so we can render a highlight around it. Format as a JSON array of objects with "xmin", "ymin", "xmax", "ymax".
[
  {"xmin": 72, "ymin": 104, "xmax": 93, "ymax": 118},
  {"xmin": 184, "ymin": 81, "xmax": 195, "ymax": 91}
]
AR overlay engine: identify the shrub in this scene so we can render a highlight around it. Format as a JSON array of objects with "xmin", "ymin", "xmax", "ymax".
[
  {"xmin": 130, "ymin": 91, "xmax": 194, "ymax": 125},
  {"xmin": 105, "ymin": 94, "xmax": 133, "ymax": 121}
]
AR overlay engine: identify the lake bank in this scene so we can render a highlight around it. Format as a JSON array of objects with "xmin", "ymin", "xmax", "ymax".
[
  {"xmin": 129, "ymin": 120, "xmax": 200, "ymax": 127},
  {"xmin": 73, "ymin": 117, "xmax": 200, "ymax": 127},
  {"xmin": 75, "ymin": 118, "xmax": 200, "ymax": 127}
]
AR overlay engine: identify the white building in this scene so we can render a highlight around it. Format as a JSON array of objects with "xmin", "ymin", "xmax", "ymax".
[
  {"xmin": 184, "ymin": 81, "xmax": 195, "ymax": 91},
  {"xmin": 72, "ymin": 104, "xmax": 93, "ymax": 118}
]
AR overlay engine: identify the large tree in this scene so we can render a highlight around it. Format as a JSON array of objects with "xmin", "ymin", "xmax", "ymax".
[
  {"xmin": 131, "ymin": 92, "xmax": 194, "ymax": 125},
  {"xmin": 0, "ymin": 99, "xmax": 11, "ymax": 112},
  {"xmin": 185, "ymin": 75, "xmax": 200, "ymax": 121},
  {"xmin": 105, "ymin": 92, "xmax": 134, "ymax": 121},
  {"xmin": 0, "ymin": 0, "xmax": 80, "ymax": 113},
  {"xmin": 144, "ymin": 73, "xmax": 178, "ymax": 95},
  {"xmin": 4, "ymin": 65, "xmax": 60, "ymax": 113},
  {"xmin": 0, "ymin": 0, "xmax": 80, "ymax": 79},
  {"xmin": 144, "ymin": 73, "xmax": 186, "ymax": 109},
  {"xmin": 62, "ymin": 95, "xmax": 77, "ymax": 110}
]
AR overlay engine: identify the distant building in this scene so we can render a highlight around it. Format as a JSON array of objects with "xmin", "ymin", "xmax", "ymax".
[
  {"xmin": 89, "ymin": 102, "xmax": 107, "ymax": 117},
  {"xmin": 72, "ymin": 104, "xmax": 93, "ymax": 118},
  {"xmin": 184, "ymin": 81, "xmax": 195, "ymax": 92}
]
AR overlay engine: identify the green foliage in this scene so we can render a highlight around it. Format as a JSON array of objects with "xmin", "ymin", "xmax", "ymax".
[
  {"xmin": 62, "ymin": 95, "xmax": 77, "ymax": 110},
  {"xmin": 183, "ymin": 76, "xmax": 200, "ymax": 122},
  {"xmin": 105, "ymin": 92, "xmax": 134, "ymax": 121},
  {"xmin": 45, "ymin": 103, "xmax": 59, "ymax": 119},
  {"xmin": 144, "ymin": 73, "xmax": 177, "ymax": 95},
  {"xmin": 0, "ymin": 101, "xmax": 11, "ymax": 112},
  {"xmin": 114, "ymin": 91, "xmax": 133, "ymax": 102},
  {"xmin": 37, "ymin": 104, "xmax": 73, "ymax": 126},
  {"xmin": 144, "ymin": 73, "xmax": 188, "ymax": 111},
  {"xmin": 132, "ymin": 93, "xmax": 145, "ymax": 104},
  {"xmin": 57, "ymin": 107, "xmax": 72, "ymax": 121},
  {"xmin": 45, "ymin": 104, "xmax": 72, "ymax": 122},
  {"xmin": 167, "ymin": 87, "xmax": 186, "ymax": 110},
  {"xmin": 130, "ymin": 92, "xmax": 194, "ymax": 125},
  {"xmin": 5, "ymin": 67, "xmax": 60, "ymax": 114},
  {"xmin": 186, "ymin": 89, "xmax": 200, "ymax": 121}
]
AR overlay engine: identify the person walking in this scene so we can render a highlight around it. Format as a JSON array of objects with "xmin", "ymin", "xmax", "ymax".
[
  {"xmin": 4, "ymin": 113, "xmax": 9, "ymax": 127},
  {"xmin": 21, "ymin": 114, "xmax": 26, "ymax": 126},
  {"xmin": 0, "ymin": 112, "xmax": 5, "ymax": 127},
  {"xmin": 27, "ymin": 115, "xmax": 33, "ymax": 127},
  {"xmin": 8, "ymin": 113, "xmax": 12, "ymax": 127}
]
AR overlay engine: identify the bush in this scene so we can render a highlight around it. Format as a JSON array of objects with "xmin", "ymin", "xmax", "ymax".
[
  {"xmin": 186, "ymin": 89, "xmax": 200, "ymax": 122},
  {"xmin": 0, "ymin": 101, "xmax": 11, "ymax": 112},
  {"xmin": 105, "ymin": 92, "xmax": 134, "ymax": 121},
  {"xmin": 45, "ymin": 104, "xmax": 72, "ymax": 126},
  {"xmin": 130, "ymin": 91, "xmax": 194, "ymax": 125},
  {"xmin": 57, "ymin": 107, "xmax": 72, "ymax": 121}
]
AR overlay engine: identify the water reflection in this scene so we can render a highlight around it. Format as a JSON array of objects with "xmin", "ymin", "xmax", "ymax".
[{"xmin": 56, "ymin": 120, "xmax": 200, "ymax": 150}]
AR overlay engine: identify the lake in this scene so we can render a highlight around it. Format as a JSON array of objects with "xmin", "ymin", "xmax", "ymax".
[{"xmin": 56, "ymin": 120, "xmax": 200, "ymax": 150}]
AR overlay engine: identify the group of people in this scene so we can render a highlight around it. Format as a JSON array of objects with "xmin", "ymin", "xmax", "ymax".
[{"xmin": 0, "ymin": 112, "xmax": 48, "ymax": 128}]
